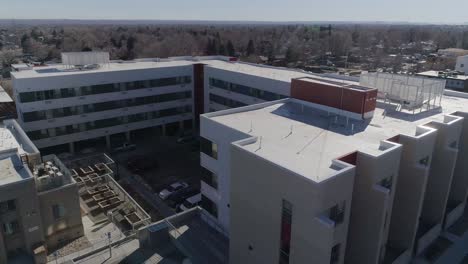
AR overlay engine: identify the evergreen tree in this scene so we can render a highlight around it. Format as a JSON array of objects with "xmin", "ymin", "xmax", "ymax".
[
  {"xmin": 219, "ymin": 43, "xmax": 226, "ymax": 55},
  {"xmin": 246, "ymin": 39, "xmax": 255, "ymax": 56},
  {"xmin": 226, "ymin": 40, "xmax": 235, "ymax": 56},
  {"xmin": 127, "ymin": 36, "xmax": 136, "ymax": 51}
]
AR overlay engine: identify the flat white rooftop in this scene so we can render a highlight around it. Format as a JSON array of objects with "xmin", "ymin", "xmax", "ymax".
[
  {"xmin": 11, "ymin": 55, "xmax": 354, "ymax": 86},
  {"xmin": 0, "ymin": 155, "xmax": 31, "ymax": 186},
  {"xmin": 11, "ymin": 59, "xmax": 197, "ymax": 79},
  {"xmin": 0, "ymin": 85, "xmax": 13, "ymax": 103},
  {"xmin": 418, "ymin": 71, "xmax": 468, "ymax": 81},
  {"xmin": 206, "ymin": 94, "xmax": 468, "ymax": 182},
  {"xmin": 0, "ymin": 120, "xmax": 39, "ymax": 155}
]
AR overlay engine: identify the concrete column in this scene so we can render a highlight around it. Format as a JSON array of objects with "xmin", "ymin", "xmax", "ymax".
[
  {"xmin": 125, "ymin": 131, "xmax": 131, "ymax": 142},
  {"xmin": 106, "ymin": 135, "xmax": 111, "ymax": 149},
  {"xmin": 69, "ymin": 142, "xmax": 75, "ymax": 154},
  {"xmin": 162, "ymin": 124, "xmax": 166, "ymax": 136}
]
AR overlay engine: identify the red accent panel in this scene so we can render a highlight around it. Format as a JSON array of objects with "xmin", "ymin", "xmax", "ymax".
[
  {"xmin": 229, "ymin": 57, "xmax": 238, "ymax": 62},
  {"xmin": 337, "ymin": 151, "xmax": 357, "ymax": 165},
  {"xmin": 290, "ymin": 78, "xmax": 377, "ymax": 118},
  {"xmin": 387, "ymin": 135, "xmax": 400, "ymax": 143},
  {"xmin": 193, "ymin": 63, "xmax": 205, "ymax": 124}
]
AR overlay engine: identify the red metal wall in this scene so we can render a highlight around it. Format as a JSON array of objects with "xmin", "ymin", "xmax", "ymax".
[
  {"xmin": 290, "ymin": 78, "xmax": 376, "ymax": 118},
  {"xmin": 193, "ymin": 63, "xmax": 205, "ymax": 124}
]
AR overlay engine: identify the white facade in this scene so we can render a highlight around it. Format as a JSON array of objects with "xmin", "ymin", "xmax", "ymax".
[
  {"xmin": 456, "ymin": 55, "xmax": 468, "ymax": 74},
  {"xmin": 12, "ymin": 62, "xmax": 195, "ymax": 150},
  {"xmin": 204, "ymin": 65, "xmax": 290, "ymax": 112}
]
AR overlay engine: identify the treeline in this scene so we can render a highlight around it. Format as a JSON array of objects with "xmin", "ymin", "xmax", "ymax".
[{"xmin": 2, "ymin": 23, "xmax": 468, "ymax": 68}]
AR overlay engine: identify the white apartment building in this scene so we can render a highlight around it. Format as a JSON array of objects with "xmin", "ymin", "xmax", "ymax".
[
  {"xmin": 12, "ymin": 53, "xmax": 325, "ymax": 154},
  {"xmin": 12, "ymin": 53, "xmax": 195, "ymax": 153},
  {"xmin": 200, "ymin": 73, "xmax": 468, "ymax": 264}
]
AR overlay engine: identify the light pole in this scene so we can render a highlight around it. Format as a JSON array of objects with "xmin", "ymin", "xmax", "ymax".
[{"xmin": 107, "ymin": 231, "xmax": 112, "ymax": 258}]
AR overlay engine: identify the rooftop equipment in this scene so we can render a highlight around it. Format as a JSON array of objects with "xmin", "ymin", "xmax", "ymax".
[
  {"xmin": 359, "ymin": 72, "xmax": 445, "ymax": 111},
  {"xmin": 61, "ymin": 52, "xmax": 110, "ymax": 69}
]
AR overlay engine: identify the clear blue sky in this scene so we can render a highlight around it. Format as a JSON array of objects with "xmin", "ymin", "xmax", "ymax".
[{"xmin": 0, "ymin": 0, "xmax": 467, "ymax": 24}]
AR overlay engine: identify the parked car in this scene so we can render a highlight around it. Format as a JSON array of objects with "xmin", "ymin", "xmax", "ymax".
[
  {"xmin": 179, "ymin": 193, "xmax": 201, "ymax": 212},
  {"xmin": 166, "ymin": 189, "xmax": 199, "ymax": 209},
  {"xmin": 158, "ymin": 181, "xmax": 189, "ymax": 200}
]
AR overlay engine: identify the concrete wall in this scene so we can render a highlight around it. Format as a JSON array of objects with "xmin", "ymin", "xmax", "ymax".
[
  {"xmin": 421, "ymin": 116, "xmax": 463, "ymax": 227},
  {"xmin": 345, "ymin": 141, "xmax": 402, "ymax": 264},
  {"xmin": 447, "ymin": 112, "xmax": 468, "ymax": 227},
  {"xmin": 229, "ymin": 142, "xmax": 355, "ymax": 264},
  {"xmin": 0, "ymin": 178, "xmax": 44, "ymax": 263},
  {"xmin": 199, "ymin": 115, "xmax": 250, "ymax": 234},
  {"xmin": 38, "ymin": 183, "xmax": 84, "ymax": 249},
  {"xmin": 387, "ymin": 128, "xmax": 437, "ymax": 257}
]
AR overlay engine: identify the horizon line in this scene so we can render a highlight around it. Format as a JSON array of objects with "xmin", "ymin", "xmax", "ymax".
[{"xmin": 0, "ymin": 18, "xmax": 467, "ymax": 26}]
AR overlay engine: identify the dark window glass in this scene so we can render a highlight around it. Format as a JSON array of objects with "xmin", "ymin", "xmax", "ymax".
[
  {"xmin": 200, "ymin": 195, "xmax": 218, "ymax": 218},
  {"xmin": 330, "ymin": 244, "xmax": 340, "ymax": 264},
  {"xmin": 279, "ymin": 200, "xmax": 292, "ymax": 264},
  {"xmin": 201, "ymin": 167, "xmax": 218, "ymax": 189},
  {"xmin": 200, "ymin": 137, "xmax": 218, "ymax": 159}
]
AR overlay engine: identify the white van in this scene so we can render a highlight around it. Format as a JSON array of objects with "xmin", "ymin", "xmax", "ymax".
[{"xmin": 179, "ymin": 193, "xmax": 201, "ymax": 211}]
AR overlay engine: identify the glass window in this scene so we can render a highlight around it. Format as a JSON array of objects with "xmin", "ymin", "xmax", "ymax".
[
  {"xmin": 23, "ymin": 111, "xmax": 46, "ymax": 122},
  {"xmin": 200, "ymin": 195, "xmax": 218, "ymax": 218},
  {"xmin": 330, "ymin": 244, "xmax": 340, "ymax": 264},
  {"xmin": 0, "ymin": 200, "xmax": 16, "ymax": 213},
  {"xmin": 201, "ymin": 167, "xmax": 218, "ymax": 189},
  {"xmin": 419, "ymin": 156, "xmax": 430, "ymax": 167},
  {"xmin": 201, "ymin": 137, "xmax": 218, "ymax": 159},
  {"xmin": 3, "ymin": 220, "xmax": 19, "ymax": 235},
  {"xmin": 279, "ymin": 200, "xmax": 293, "ymax": 264},
  {"xmin": 379, "ymin": 176, "xmax": 393, "ymax": 191},
  {"xmin": 19, "ymin": 92, "xmax": 37, "ymax": 103},
  {"xmin": 52, "ymin": 204, "xmax": 66, "ymax": 220},
  {"xmin": 328, "ymin": 201, "xmax": 345, "ymax": 224}
]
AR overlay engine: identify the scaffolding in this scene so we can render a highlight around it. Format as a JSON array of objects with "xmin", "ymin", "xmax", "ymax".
[{"xmin": 360, "ymin": 73, "xmax": 445, "ymax": 111}]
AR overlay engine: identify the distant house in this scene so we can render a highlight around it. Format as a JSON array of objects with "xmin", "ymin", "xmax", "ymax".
[
  {"xmin": 417, "ymin": 70, "xmax": 468, "ymax": 91},
  {"xmin": 438, "ymin": 48, "xmax": 468, "ymax": 58},
  {"xmin": 455, "ymin": 55, "xmax": 468, "ymax": 74}
]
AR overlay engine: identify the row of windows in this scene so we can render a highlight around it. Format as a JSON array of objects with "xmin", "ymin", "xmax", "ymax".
[
  {"xmin": 19, "ymin": 76, "xmax": 192, "ymax": 103},
  {"xmin": 209, "ymin": 78, "xmax": 287, "ymax": 101},
  {"xmin": 209, "ymin": 93, "xmax": 247, "ymax": 108},
  {"xmin": 27, "ymin": 105, "xmax": 192, "ymax": 140},
  {"xmin": 22, "ymin": 91, "xmax": 192, "ymax": 122}
]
